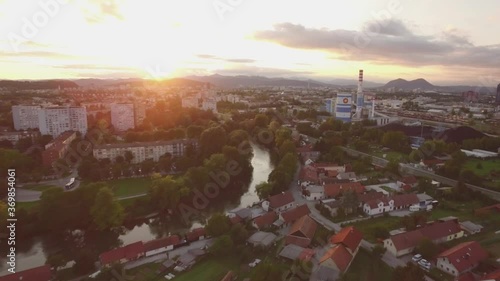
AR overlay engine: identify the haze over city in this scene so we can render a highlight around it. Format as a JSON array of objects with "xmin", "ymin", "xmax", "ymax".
[{"xmin": 0, "ymin": 0, "xmax": 499, "ymax": 85}]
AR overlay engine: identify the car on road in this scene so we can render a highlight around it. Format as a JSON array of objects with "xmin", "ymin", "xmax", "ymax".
[{"xmin": 412, "ymin": 254, "xmax": 422, "ymax": 262}]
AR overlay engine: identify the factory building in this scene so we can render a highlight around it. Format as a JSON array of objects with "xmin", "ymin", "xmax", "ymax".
[{"xmin": 335, "ymin": 93, "xmax": 352, "ymax": 122}]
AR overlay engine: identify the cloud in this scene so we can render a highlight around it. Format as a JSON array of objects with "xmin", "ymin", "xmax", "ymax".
[
  {"xmin": 196, "ymin": 54, "xmax": 256, "ymax": 63},
  {"xmin": 254, "ymin": 21, "xmax": 500, "ymax": 69},
  {"xmin": 212, "ymin": 65, "xmax": 313, "ymax": 77},
  {"xmin": 82, "ymin": 0, "xmax": 124, "ymax": 23}
]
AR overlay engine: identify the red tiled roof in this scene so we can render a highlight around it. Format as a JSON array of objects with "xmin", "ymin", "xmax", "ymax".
[
  {"xmin": 253, "ymin": 211, "xmax": 278, "ymax": 229},
  {"xmin": 389, "ymin": 220, "xmax": 462, "ymax": 251},
  {"xmin": 100, "ymin": 242, "xmax": 144, "ymax": 265},
  {"xmin": 458, "ymin": 272, "xmax": 475, "ymax": 281},
  {"xmin": 482, "ymin": 269, "xmax": 500, "ymax": 281},
  {"xmin": 296, "ymin": 145, "xmax": 314, "ymax": 153},
  {"xmin": 0, "ymin": 265, "xmax": 51, "ymax": 281},
  {"xmin": 324, "ymin": 182, "xmax": 365, "ymax": 198},
  {"xmin": 366, "ymin": 197, "xmax": 392, "ymax": 209},
  {"xmin": 298, "ymin": 248, "xmax": 316, "ymax": 262},
  {"xmin": 358, "ymin": 191, "xmax": 385, "ymax": 204},
  {"xmin": 330, "ymin": 226, "xmax": 363, "ymax": 253},
  {"xmin": 144, "ymin": 235, "xmax": 181, "ymax": 252},
  {"xmin": 269, "ymin": 191, "xmax": 295, "ymax": 209},
  {"xmin": 401, "ymin": 176, "xmax": 418, "ymax": 185},
  {"xmin": 326, "ymin": 170, "xmax": 339, "ymax": 178},
  {"xmin": 392, "ymin": 193, "xmax": 419, "ymax": 208},
  {"xmin": 281, "ymin": 204, "xmax": 310, "ymax": 223},
  {"xmin": 288, "ymin": 215, "xmax": 318, "ymax": 240},
  {"xmin": 438, "ymin": 241, "xmax": 488, "ymax": 273},
  {"xmin": 186, "ymin": 227, "xmax": 206, "ymax": 242},
  {"xmin": 230, "ymin": 215, "xmax": 242, "ymax": 225},
  {"xmin": 220, "ymin": 271, "xmax": 234, "ymax": 281},
  {"xmin": 319, "ymin": 245, "xmax": 353, "ymax": 272},
  {"xmin": 299, "ymin": 166, "xmax": 319, "ymax": 183}
]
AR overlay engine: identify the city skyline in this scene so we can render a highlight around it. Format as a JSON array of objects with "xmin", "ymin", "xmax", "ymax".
[{"xmin": 0, "ymin": 0, "xmax": 499, "ymax": 86}]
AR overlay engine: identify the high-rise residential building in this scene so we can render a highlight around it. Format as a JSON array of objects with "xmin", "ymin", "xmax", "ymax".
[
  {"xmin": 134, "ymin": 103, "xmax": 146, "ymax": 127},
  {"xmin": 111, "ymin": 103, "xmax": 135, "ymax": 131},
  {"xmin": 12, "ymin": 105, "xmax": 41, "ymax": 130},
  {"xmin": 38, "ymin": 106, "xmax": 88, "ymax": 137},
  {"xmin": 496, "ymin": 83, "xmax": 500, "ymax": 104}
]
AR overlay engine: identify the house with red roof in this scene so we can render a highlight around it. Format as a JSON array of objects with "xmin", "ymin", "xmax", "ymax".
[
  {"xmin": 264, "ymin": 191, "xmax": 295, "ymax": 213},
  {"xmin": 144, "ymin": 235, "xmax": 181, "ymax": 257},
  {"xmin": 362, "ymin": 193, "xmax": 420, "ymax": 216},
  {"xmin": 324, "ymin": 182, "xmax": 365, "ymax": 198},
  {"xmin": 397, "ymin": 176, "xmax": 418, "ymax": 188},
  {"xmin": 0, "ymin": 265, "xmax": 51, "ymax": 281},
  {"xmin": 436, "ymin": 241, "xmax": 489, "ymax": 277},
  {"xmin": 318, "ymin": 226, "xmax": 363, "ymax": 275},
  {"xmin": 384, "ymin": 220, "xmax": 464, "ymax": 257},
  {"xmin": 100, "ymin": 241, "xmax": 145, "ymax": 266},
  {"xmin": 280, "ymin": 204, "xmax": 311, "ymax": 226},
  {"xmin": 186, "ymin": 227, "xmax": 206, "ymax": 242},
  {"xmin": 252, "ymin": 211, "xmax": 278, "ymax": 230},
  {"xmin": 285, "ymin": 215, "xmax": 318, "ymax": 247}
]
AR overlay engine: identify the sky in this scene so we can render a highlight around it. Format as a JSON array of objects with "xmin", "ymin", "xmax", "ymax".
[{"xmin": 0, "ymin": 0, "xmax": 499, "ymax": 85}]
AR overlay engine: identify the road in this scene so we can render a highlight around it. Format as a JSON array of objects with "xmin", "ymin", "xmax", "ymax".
[{"xmin": 341, "ymin": 147, "xmax": 500, "ymax": 201}]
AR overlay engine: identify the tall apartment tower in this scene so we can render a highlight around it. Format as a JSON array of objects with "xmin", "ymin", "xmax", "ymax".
[
  {"xmin": 12, "ymin": 105, "xmax": 41, "ymax": 130},
  {"xmin": 38, "ymin": 106, "xmax": 88, "ymax": 137},
  {"xmin": 111, "ymin": 103, "xmax": 135, "ymax": 132},
  {"xmin": 496, "ymin": 83, "xmax": 500, "ymax": 104}
]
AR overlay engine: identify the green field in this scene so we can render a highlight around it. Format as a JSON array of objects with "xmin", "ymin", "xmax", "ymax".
[
  {"xmin": 343, "ymin": 248, "xmax": 393, "ymax": 281},
  {"xmin": 348, "ymin": 216, "xmax": 401, "ymax": 243},
  {"xmin": 429, "ymin": 200, "xmax": 485, "ymax": 221},
  {"xmin": 17, "ymin": 201, "xmax": 39, "ymax": 211},
  {"xmin": 463, "ymin": 159, "xmax": 500, "ymax": 177},
  {"xmin": 82, "ymin": 177, "xmax": 153, "ymax": 198}
]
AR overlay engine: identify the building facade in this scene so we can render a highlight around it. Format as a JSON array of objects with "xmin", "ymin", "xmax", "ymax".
[
  {"xmin": 12, "ymin": 105, "xmax": 41, "ymax": 130},
  {"xmin": 0, "ymin": 130, "xmax": 39, "ymax": 145},
  {"xmin": 38, "ymin": 106, "xmax": 88, "ymax": 137},
  {"xmin": 111, "ymin": 103, "xmax": 135, "ymax": 131},
  {"xmin": 335, "ymin": 93, "xmax": 352, "ymax": 122},
  {"xmin": 42, "ymin": 131, "xmax": 77, "ymax": 167},
  {"xmin": 93, "ymin": 139, "xmax": 198, "ymax": 164}
]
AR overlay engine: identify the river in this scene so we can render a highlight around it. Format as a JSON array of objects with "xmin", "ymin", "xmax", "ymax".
[{"xmin": 0, "ymin": 143, "xmax": 273, "ymax": 276}]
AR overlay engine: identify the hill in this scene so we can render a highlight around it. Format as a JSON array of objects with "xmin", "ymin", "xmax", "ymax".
[
  {"xmin": 382, "ymin": 78, "xmax": 436, "ymax": 91},
  {"xmin": 0, "ymin": 80, "xmax": 79, "ymax": 90}
]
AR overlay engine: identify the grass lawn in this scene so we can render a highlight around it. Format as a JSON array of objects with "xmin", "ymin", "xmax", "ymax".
[
  {"xmin": 463, "ymin": 159, "xmax": 500, "ymax": 177},
  {"xmin": 429, "ymin": 200, "xmax": 486, "ymax": 221},
  {"xmin": 343, "ymin": 248, "xmax": 393, "ymax": 281},
  {"xmin": 348, "ymin": 216, "xmax": 401, "ymax": 243},
  {"xmin": 22, "ymin": 184, "xmax": 58, "ymax": 192},
  {"xmin": 84, "ymin": 177, "xmax": 153, "ymax": 198},
  {"xmin": 17, "ymin": 201, "xmax": 39, "ymax": 211}
]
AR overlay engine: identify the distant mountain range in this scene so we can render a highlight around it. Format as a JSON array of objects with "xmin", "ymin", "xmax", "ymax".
[
  {"xmin": 381, "ymin": 78, "xmax": 495, "ymax": 93},
  {"xmin": 0, "ymin": 75, "xmax": 495, "ymax": 93}
]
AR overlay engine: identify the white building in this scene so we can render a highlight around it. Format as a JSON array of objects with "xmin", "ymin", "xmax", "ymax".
[
  {"xmin": 38, "ymin": 106, "xmax": 88, "ymax": 137},
  {"xmin": 111, "ymin": 103, "xmax": 135, "ymax": 131},
  {"xmin": 202, "ymin": 98, "xmax": 217, "ymax": 112},
  {"xmin": 0, "ymin": 131, "xmax": 40, "ymax": 144},
  {"xmin": 304, "ymin": 185, "xmax": 325, "ymax": 201},
  {"xmin": 93, "ymin": 139, "xmax": 198, "ymax": 164},
  {"xmin": 181, "ymin": 97, "xmax": 200, "ymax": 108},
  {"xmin": 12, "ymin": 105, "xmax": 40, "ymax": 130}
]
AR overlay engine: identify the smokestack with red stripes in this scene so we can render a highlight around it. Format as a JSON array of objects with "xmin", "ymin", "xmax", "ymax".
[{"xmin": 356, "ymin": 69, "xmax": 364, "ymax": 118}]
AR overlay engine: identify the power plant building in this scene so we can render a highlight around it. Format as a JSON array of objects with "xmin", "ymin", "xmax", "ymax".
[{"xmin": 335, "ymin": 93, "xmax": 353, "ymax": 122}]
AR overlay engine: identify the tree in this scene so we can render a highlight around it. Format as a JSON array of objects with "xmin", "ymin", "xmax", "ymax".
[
  {"xmin": 210, "ymin": 235, "xmax": 234, "ymax": 256},
  {"xmin": 150, "ymin": 176, "xmax": 185, "ymax": 212},
  {"xmin": 254, "ymin": 114, "xmax": 269, "ymax": 128},
  {"xmin": 353, "ymin": 140, "xmax": 370, "ymax": 152},
  {"xmin": 417, "ymin": 238, "xmax": 438, "ymax": 260},
  {"xmin": 382, "ymin": 131, "xmax": 410, "ymax": 153},
  {"xmin": 0, "ymin": 202, "xmax": 7, "ymax": 229},
  {"xmin": 372, "ymin": 244, "xmax": 386, "ymax": 257},
  {"xmin": 46, "ymin": 253, "xmax": 67, "ymax": 270},
  {"xmin": 205, "ymin": 213, "xmax": 231, "ymax": 237},
  {"xmin": 392, "ymin": 263, "xmax": 425, "ymax": 281},
  {"xmin": 385, "ymin": 159, "xmax": 400, "ymax": 176},
  {"xmin": 124, "ymin": 151, "xmax": 134, "ymax": 163},
  {"xmin": 39, "ymin": 187, "xmax": 66, "ymax": 231},
  {"xmin": 200, "ymin": 126, "xmax": 227, "ymax": 157},
  {"xmin": 230, "ymin": 223, "xmax": 249, "ymax": 244},
  {"xmin": 256, "ymin": 182, "xmax": 273, "ymax": 199},
  {"xmin": 340, "ymin": 190, "xmax": 359, "ymax": 215},
  {"xmin": 91, "ymin": 187, "xmax": 124, "ymax": 231},
  {"xmin": 279, "ymin": 139, "xmax": 296, "ymax": 159}
]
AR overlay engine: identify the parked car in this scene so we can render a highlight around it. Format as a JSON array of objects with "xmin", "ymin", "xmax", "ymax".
[
  {"xmin": 249, "ymin": 259, "xmax": 261, "ymax": 268},
  {"xmin": 412, "ymin": 254, "xmax": 422, "ymax": 262},
  {"xmin": 418, "ymin": 259, "xmax": 431, "ymax": 270}
]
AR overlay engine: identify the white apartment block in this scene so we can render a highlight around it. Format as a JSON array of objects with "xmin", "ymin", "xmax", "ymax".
[
  {"xmin": 111, "ymin": 103, "xmax": 135, "ymax": 131},
  {"xmin": 134, "ymin": 103, "xmax": 146, "ymax": 127},
  {"xmin": 181, "ymin": 97, "xmax": 200, "ymax": 108},
  {"xmin": 93, "ymin": 139, "xmax": 198, "ymax": 164},
  {"xmin": 38, "ymin": 107, "xmax": 88, "ymax": 137},
  {"xmin": 12, "ymin": 105, "xmax": 41, "ymax": 130},
  {"xmin": 202, "ymin": 98, "xmax": 217, "ymax": 112}
]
